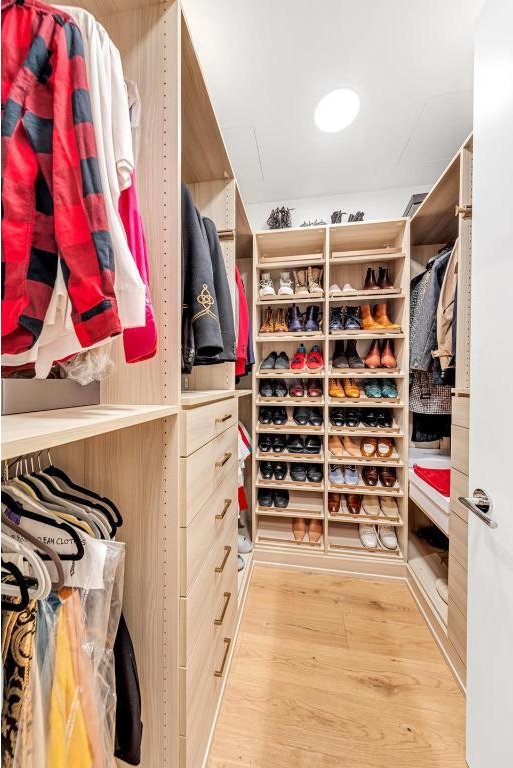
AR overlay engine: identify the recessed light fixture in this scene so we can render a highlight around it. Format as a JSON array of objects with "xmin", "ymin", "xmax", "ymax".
[{"xmin": 314, "ymin": 88, "xmax": 360, "ymax": 132}]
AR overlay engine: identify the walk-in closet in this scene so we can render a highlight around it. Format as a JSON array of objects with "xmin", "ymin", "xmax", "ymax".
[{"xmin": 1, "ymin": 1, "xmax": 512, "ymax": 768}]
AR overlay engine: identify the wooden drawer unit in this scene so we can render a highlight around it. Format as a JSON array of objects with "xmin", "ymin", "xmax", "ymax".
[
  {"xmin": 450, "ymin": 467, "xmax": 469, "ymax": 522},
  {"xmin": 449, "ymin": 554, "xmax": 467, "ymax": 617},
  {"xmin": 180, "ymin": 425, "xmax": 237, "ymax": 525},
  {"xmin": 180, "ymin": 471, "xmax": 238, "ymax": 595},
  {"xmin": 180, "ymin": 397, "xmax": 237, "ymax": 457},
  {"xmin": 449, "ymin": 511, "xmax": 468, "ymax": 569},
  {"xmin": 179, "ymin": 507, "xmax": 237, "ymax": 665},
  {"xmin": 451, "ymin": 395, "xmax": 470, "ymax": 429},
  {"xmin": 451, "ymin": 424, "xmax": 469, "ymax": 475}
]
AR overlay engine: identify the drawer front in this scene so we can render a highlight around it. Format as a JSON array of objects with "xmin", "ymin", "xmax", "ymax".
[
  {"xmin": 180, "ymin": 397, "xmax": 237, "ymax": 457},
  {"xmin": 180, "ymin": 426, "xmax": 237, "ymax": 525},
  {"xmin": 451, "ymin": 424, "xmax": 469, "ymax": 475},
  {"xmin": 180, "ymin": 507, "xmax": 237, "ymax": 666},
  {"xmin": 452, "ymin": 395, "xmax": 470, "ymax": 429},
  {"xmin": 448, "ymin": 598, "xmax": 467, "ymax": 663},
  {"xmin": 450, "ymin": 467, "xmax": 469, "ymax": 522},
  {"xmin": 180, "ymin": 471, "xmax": 238, "ymax": 595},
  {"xmin": 449, "ymin": 511, "xmax": 468, "ymax": 569},
  {"xmin": 449, "ymin": 554, "xmax": 467, "ymax": 617}
]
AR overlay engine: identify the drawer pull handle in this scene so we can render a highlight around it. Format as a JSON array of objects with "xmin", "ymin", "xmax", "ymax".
[
  {"xmin": 216, "ymin": 499, "xmax": 232, "ymax": 520},
  {"xmin": 214, "ymin": 638, "xmax": 231, "ymax": 678},
  {"xmin": 215, "ymin": 413, "xmax": 232, "ymax": 424},
  {"xmin": 214, "ymin": 592, "xmax": 232, "ymax": 625},
  {"xmin": 215, "ymin": 545, "xmax": 231, "ymax": 573},
  {"xmin": 215, "ymin": 452, "xmax": 232, "ymax": 468}
]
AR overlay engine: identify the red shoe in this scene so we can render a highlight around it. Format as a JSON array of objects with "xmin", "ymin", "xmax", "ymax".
[
  {"xmin": 306, "ymin": 345, "xmax": 324, "ymax": 370},
  {"xmin": 291, "ymin": 344, "xmax": 307, "ymax": 370}
]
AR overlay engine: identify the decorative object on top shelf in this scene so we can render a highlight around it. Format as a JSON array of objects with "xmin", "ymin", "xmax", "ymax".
[
  {"xmin": 403, "ymin": 192, "xmax": 427, "ymax": 218},
  {"xmin": 331, "ymin": 210, "xmax": 365, "ymax": 223},
  {"xmin": 300, "ymin": 218, "xmax": 327, "ymax": 227},
  {"xmin": 267, "ymin": 206, "xmax": 294, "ymax": 229}
]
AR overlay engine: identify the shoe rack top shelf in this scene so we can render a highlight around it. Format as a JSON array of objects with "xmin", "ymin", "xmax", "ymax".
[
  {"xmin": 256, "ymin": 257, "xmax": 324, "ymax": 271},
  {"xmin": 329, "ymin": 219, "xmax": 407, "ymax": 253},
  {"xmin": 255, "ymin": 226, "xmax": 326, "ymax": 262}
]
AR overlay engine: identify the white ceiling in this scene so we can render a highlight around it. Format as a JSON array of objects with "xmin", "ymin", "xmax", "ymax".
[{"xmin": 183, "ymin": 0, "xmax": 483, "ymax": 204}]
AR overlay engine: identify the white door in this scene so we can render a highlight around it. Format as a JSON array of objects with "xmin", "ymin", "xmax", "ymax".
[{"xmin": 467, "ymin": 1, "xmax": 513, "ymax": 766}]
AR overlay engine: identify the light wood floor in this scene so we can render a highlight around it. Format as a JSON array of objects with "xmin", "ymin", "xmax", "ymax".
[{"xmin": 207, "ymin": 566, "xmax": 467, "ymax": 768}]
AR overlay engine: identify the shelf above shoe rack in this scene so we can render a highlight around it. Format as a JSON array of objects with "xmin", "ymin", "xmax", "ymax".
[{"xmin": 251, "ymin": 219, "xmax": 410, "ymax": 565}]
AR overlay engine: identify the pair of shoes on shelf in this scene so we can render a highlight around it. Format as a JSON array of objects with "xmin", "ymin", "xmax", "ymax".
[
  {"xmin": 288, "ymin": 378, "xmax": 322, "ymax": 398},
  {"xmin": 291, "ymin": 344, "xmax": 324, "ymax": 371},
  {"xmin": 258, "ymin": 487, "xmax": 289, "ymax": 508},
  {"xmin": 259, "ymin": 379, "xmax": 288, "ymax": 397},
  {"xmin": 329, "ymin": 306, "xmax": 362, "ymax": 331},
  {"xmin": 363, "ymin": 379, "xmax": 398, "ymax": 399},
  {"xmin": 259, "ymin": 271, "xmax": 294, "ymax": 299},
  {"xmin": 328, "ymin": 434, "xmax": 394, "ymax": 458},
  {"xmin": 363, "ymin": 267, "xmax": 394, "ymax": 292},
  {"xmin": 260, "ymin": 351, "xmax": 290, "ymax": 370},
  {"xmin": 329, "ymin": 407, "xmax": 393, "ymax": 428},
  {"xmin": 258, "ymin": 434, "xmax": 287, "ymax": 452},
  {"xmin": 260, "ymin": 461, "xmax": 287, "ymax": 480},
  {"xmin": 294, "ymin": 267, "xmax": 324, "ymax": 297},
  {"xmin": 260, "ymin": 305, "xmax": 322, "ymax": 334},
  {"xmin": 258, "ymin": 406, "xmax": 287, "ymax": 425},
  {"xmin": 289, "ymin": 463, "xmax": 323, "ymax": 483},
  {"xmin": 329, "ymin": 378, "xmax": 360, "ymax": 399},
  {"xmin": 328, "ymin": 493, "xmax": 399, "ymax": 519},
  {"xmin": 292, "ymin": 518, "xmax": 322, "ymax": 543},
  {"xmin": 329, "ymin": 282, "xmax": 358, "ymax": 296},
  {"xmin": 361, "ymin": 303, "xmax": 400, "ymax": 331},
  {"xmin": 329, "ymin": 464, "xmax": 358, "ymax": 487},
  {"xmin": 359, "ymin": 523, "xmax": 398, "ymax": 550},
  {"xmin": 364, "ymin": 339, "xmax": 396, "ymax": 368},
  {"xmin": 361, "ymin": 465, "xmax": 397, "ymax": 487},
  {"xmin": 293, "ymin": 406, "xmax": 323, "ymax": 426},
  {"xmin": 286, "ymin": 435, "xmax": 321, "ymax": 454},
  {"xmin": 332, "ymin": 339, "xmax": 364, "ymax": 368}
]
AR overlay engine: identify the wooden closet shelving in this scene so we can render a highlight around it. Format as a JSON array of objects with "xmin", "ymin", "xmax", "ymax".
[{"xmin": 251, "ymin": 218, "xmax": 410, "ymax": 562}]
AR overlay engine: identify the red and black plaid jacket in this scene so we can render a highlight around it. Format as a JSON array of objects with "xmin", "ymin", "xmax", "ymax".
[{"xmin": 1, "ymin": 0, "xmax": 121, "ymax": 354}]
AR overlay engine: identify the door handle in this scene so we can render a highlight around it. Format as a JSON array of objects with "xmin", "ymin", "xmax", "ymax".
[
  {"xmin": 215, "ymin": 413, "xmax": 232, "ymax": 424},
  {"xmin": 215, "ymin": 452, "xmax": 232, "ymax": 468},
  {"xmin": 216, "ymin": 499, "xmax": 232, "ymax": 520},
  {"xmin": 214, "ymin": 592, "xmax": 231, "ymax": 625},
  {"xmin": 215, "ymin": 545, "xmax": 231, "ymax": 573},
  {"xmin": 214, "ymin": 638, "xmax": 231, "ymax": 678},
  {"xmin": 459, "ymin": 488, "xmax": 497, "ymax": 529}
]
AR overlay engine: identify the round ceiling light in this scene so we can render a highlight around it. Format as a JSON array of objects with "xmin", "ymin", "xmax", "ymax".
[{"xmin": 314, "ymin": 88, "xmax": 360, "ymax": 132}]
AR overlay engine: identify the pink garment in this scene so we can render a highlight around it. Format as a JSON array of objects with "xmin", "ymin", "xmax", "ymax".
[
  {"xmin": 119, "ymin": 174, "xmax": 158, "ymax": 363},
  {"xmin": 235, "ymin": 266, "xmax": 249, "ymax": 376}
]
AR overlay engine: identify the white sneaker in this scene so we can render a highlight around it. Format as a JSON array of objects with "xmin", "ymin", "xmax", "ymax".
[
  {"xmin": 359, "ymin": 523, "xmax": 378, "ymax": 549},
  {"xmin": 329, "ymin": 283, "xmax": 342, "ymax": 295},
  {"xmin": 341, "ymin": 282, "xmax": 358, "ymax": 295},
  {"xmin": 377, "ymin": 524, "xmax": 398, "ymax": 550},
  {"xmin": 278, "ymin": 271, "xmax": 294, "ymax": 296},
  {"xmin": 238, "ymin": 534, "xmax": 253, "ymax": 554},
  {"xmin": 259, "ymin": 272, "xmax": 276, "ymax": 298}
]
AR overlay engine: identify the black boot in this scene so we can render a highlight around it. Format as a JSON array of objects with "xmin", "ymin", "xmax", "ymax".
[
  {"xmin": 329, "ymin": 307, "xmax": 344, "ymax": 332},
  {"xmin": 304, "ymin": 305, "xmax": 321, "ymax": 332},
  {"xmin": 344, "ymin": 306, "xmax": 361, "ymax": 330},
  {"xmin": 287, "ymin": 304, "xmax": 303, "ymax": 332},
  {"xmin": 346, "ymin": 339, "xmax": 364, "ymax": 368}
]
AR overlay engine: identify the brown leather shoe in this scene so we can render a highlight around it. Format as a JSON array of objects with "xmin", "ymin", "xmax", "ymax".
[
  {"xmin": 364, "ymin": 339, "xmax": 381, "ymax": 368},
  {"xmin": 378, "ymin": 267, "xmax": 394, "ymax": 290},
  {"xmin": 379, "ymin": 466, "xmax": 397, "ymax": 488},
  {"xmin": 292, "ymin": 518, "xmax": 307, "ymax": 541},
  {"xmin": 260, "ymin": 307, "xmax": 274, "ymax": 333},
  {"xmin": 343, "ymin": 435, "xmax": 361, "ymax": 457},
  {"xmin": 380, "ymin": 338, "xmax": 397, "ymax": 368},
  {"xmin": 328, "ymin": 435, "xmax": 346, "ymax": 457},
  {"xmin": 373, "ymin": 304, "xmax": 400, "ymax": 330},
  {"xmin": 274, "ymin": 308, "xmax": 288, "ymax": 333},
  {"xmin": 308, "ymin": 518, "xmax": 323, "ymax": 542},
  {"xmin": 377, "ymin": 437, "xmax": 394, "ymax": 458},
  {"xmin": 360, "ymin": 436, "xmax": 378, "ymax": 458},
  {"xmin": 363, "ymin": 268, "xmax": 379, "ymax": 291},
  {"xmin": 361, "ymin": 304, "xmax": 383, "ymax": 330},
  {"xmin": 362, "ymin": 466, "xmax": 379, "ymax": 486},
  {"xmin": 346, "ymin": 494, "xmax": 362, "ymax": 514},
  {"xmin": 329, "ymin": 378, "xmax": 346, "ymax": 399},
  {"xmin": 328, "ymin": 492, "xmax": 341, "ymax": 514}
]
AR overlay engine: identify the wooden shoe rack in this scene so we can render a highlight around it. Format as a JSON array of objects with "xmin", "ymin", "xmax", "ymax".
[{"xmin": 251, "ymin": 219, "xmax": 410, "ymax": 569}]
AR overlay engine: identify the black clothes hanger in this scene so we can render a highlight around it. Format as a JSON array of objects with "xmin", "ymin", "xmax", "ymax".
[
  {"xmin": 1, "ymin": 491, "xmax": 85, "ymax": 563},
  {"xmin": 43, "ymin": 464, "xmax": 123, "ymax": 528},
  {"xmin": 1, "ymin": 559, "xmax": 30, "ymax": 612}
]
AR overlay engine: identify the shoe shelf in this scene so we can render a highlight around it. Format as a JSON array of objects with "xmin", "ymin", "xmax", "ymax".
[
  {"xmin": 327, "ymin": 452, "xmax": 402, "ymax": 467},
  {"xmin": 256, "ymin": 517, "xmax": 324, "ymax": 550},
  {"xmin": 257, "ymin": 296, "xmax": 322, "ymax": 305},
  {"xmin": 328, "ymin": 330, "xmax": 404, "ymax": 339},
  {"xmin": 327, "ymin": 511, "xmax": 403, "ymax": 526},
  {"xmin": 256, "ymin": 333, "xmax": 325, "ymax": 342},
  {"xmin": 256, "ymin": 422, "xmax": 323, "ymax": 434},
  {"xmin": 328, "ymin": 425, "xmax": 403, "ymax": 437},
  {"xmin": 331, "ymin": 250, "xmax": 405, "ymax": 265},
  {"xmin": 256, "ymin": 474, "xmax": 325, "ymax": 493},
  {"xmin": 257, "ymin": 490, "xmax": 324, "ymax": 518},
  {"xmin": 256, "ymin": 397, "xmax": 325, "ymax": 406},
  {"xmin": 256, "ymin": 450, "xmax": 325, "ymax": 463},
  {"xmin": 257, "ymin": 507, "xmax": 324, "ymax": 520},
  {"xmin": 257, "ymin": 370, "xmax": 324, "ymax": 379},
  {"xmin": 327, "ymin": 397, "xmax": 401, "ymax": 407},
  {"xmin": 257, "ymin": 258, "xmax": 324, "ymax": 270},
  {"xmin": 327, "ymin": 482, "xmax": 403, "ymax": 497},
  {"xmin": 328, "ymin": 368, "xmax": 404, "ymax": 378},
  {"xmin": 327, "ymin": 522, "xmax": 402, "ymax": 557},
  {"xmin": 329, "ymin": 290, "xmax": 404, "ymax": 301}
]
